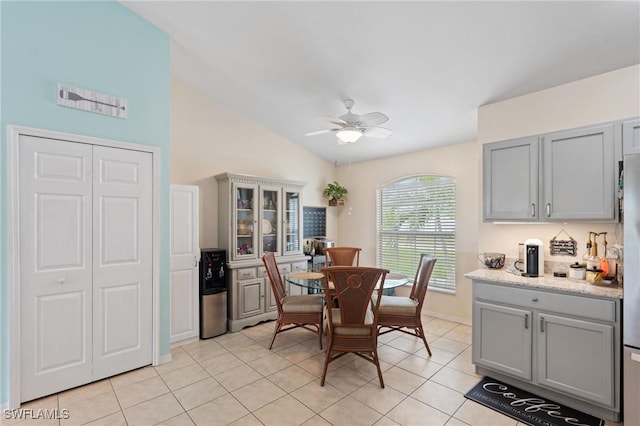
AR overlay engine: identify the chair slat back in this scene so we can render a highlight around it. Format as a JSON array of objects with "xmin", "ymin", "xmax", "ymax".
[
  {"xmin": 262, "ymin": 253, "xmax": 286, "ymax": 310},
  {"xmin": 323, "ymin": 266, "xmax": 387, "ymax": 326},
  {"xmin": 409, "ymin": 254, "xmax": 437, "ymax": 309},
  {"xmin": 326, "ymin": 247, "xmax": 361, "ymax": 266}
]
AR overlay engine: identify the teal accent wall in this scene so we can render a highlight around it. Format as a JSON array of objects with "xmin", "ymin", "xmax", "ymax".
[{"xmin": 0, "ymin": 1, "xmax": 171, "ymax": 404}]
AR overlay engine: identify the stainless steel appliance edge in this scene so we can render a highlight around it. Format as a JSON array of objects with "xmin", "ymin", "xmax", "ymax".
[{"xmin": 623, "ymin": 153, "xmax": 640, "ymax": 425}]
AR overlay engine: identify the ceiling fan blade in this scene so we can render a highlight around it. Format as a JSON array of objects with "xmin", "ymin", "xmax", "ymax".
[
  {"xmin": 319, "ymin": 115, "xmax": 347, "ymax": 126},
  {"xmin": 358, "ymin": 112, "xmax": 389, "ymax": 127},
  {"xmin": 305, "ymin": 129, "xmax": 339, "ymax": 136},
  {"xmin": 363, "ymin": 127, "xmax": 393, "ymax": 138}
]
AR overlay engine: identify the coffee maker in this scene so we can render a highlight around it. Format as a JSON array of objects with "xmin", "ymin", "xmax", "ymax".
[{"xmin": 523, "ymin": 238, "xmax": 544, "ymax": 277}]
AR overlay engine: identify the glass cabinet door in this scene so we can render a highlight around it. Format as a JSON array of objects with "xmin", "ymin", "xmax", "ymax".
[
  {"xmin": 284, "ymin": 190, "xmax": 301, "ymax": 255},
  {"xmin": 234, "ymin": 184, "xmax": 257, "ymax": 259},
  {"xmin": 261, "ymin": 187, "xmax": 279, "ymax": 255}
]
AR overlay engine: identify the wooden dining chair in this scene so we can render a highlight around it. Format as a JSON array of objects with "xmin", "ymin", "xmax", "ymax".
[
  {"xmin": 262, "ymin": 253, "xmax": 324, "ymax": 350},
  {"xmin": 325, "ymin": 247, "xmax": 362, "ymax": 305},
  {"xmin": 376, "ymin": 254, "xmax": 437, "ymax": 356},
  {"xmin": 325, "ymin": 247, "xmax": 361, "ymax": 266},
  {"xmin": 321, "ymin": 266, "xmax": 388, "ymax": 388}
]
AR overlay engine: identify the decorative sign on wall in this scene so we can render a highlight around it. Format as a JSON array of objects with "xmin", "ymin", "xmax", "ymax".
[
  {"xmin": 549, "ymin": 228, "xmax": 578, "ymax": 256},
  {"xmin": 57, "ymin": 83, "xmax": 127, "ymax": 118}
]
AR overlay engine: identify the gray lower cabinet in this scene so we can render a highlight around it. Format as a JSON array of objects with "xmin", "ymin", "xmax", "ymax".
[
  {"xmin": 237, "ymin": 278, "xmax": 264, "ymax": 319},
  {"xmin": 229, "ymin": 260, "xmax": 307, "ymax": 331},
  {"xmin": 537, "ymin": 313, "xmax": 613, "ymax": 406},
  {"xmin": 472, "ymin": 280, "xmax": 620, "ymax": 421},
  {"xmin": 473, "ymin": 301, "xmax": 532, "ymax": 380}
]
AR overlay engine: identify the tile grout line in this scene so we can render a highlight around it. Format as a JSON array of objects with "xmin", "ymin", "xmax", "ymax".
[{"xmin": 33, "ymin": 319, "xmax": 487, "ymax": 426}]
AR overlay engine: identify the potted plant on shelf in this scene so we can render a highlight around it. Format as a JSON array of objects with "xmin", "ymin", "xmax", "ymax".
[{"xmin": 323, "ymin": 181, "xmax": 348, "ymax": 206}]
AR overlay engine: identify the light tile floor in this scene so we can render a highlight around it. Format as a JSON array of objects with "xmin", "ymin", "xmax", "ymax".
[{"xmin": 8, "ymin": 316, "xmax": 621, "ymax": 426}]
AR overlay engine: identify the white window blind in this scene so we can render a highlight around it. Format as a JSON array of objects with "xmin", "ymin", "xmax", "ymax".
[{"xmin": 376, "ymin": 175, "xmax": 456, "ymax": 292}]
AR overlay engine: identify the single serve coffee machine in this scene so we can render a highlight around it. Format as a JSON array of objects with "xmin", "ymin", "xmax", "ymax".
[{"xmin": 523, "ymin": 238, "xmax": 544, "ymax": 277}]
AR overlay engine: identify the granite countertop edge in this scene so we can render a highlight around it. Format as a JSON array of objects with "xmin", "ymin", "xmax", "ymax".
[{"xmin": 464, "ymin": 268, "xmax": 623, "ymax": 299}]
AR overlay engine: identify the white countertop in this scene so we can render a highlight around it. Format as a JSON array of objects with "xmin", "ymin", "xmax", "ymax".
[{"xmin": 464, "ymin": 268, "xmax": 623, "ymax": 299}]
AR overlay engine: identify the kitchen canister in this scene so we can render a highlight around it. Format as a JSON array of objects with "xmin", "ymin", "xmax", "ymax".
[
  {"xmin": 569, "ymin": 262, "xmax": 586, "ymax": 280},
  {"xmin": 586, "ymin": 267, "xmax": 603, "ymax": 283}
]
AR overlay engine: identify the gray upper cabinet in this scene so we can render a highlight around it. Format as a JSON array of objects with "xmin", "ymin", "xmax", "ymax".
[
  {"xmin": 623, "ymin": 118, "xmax": 640, "ymax": 155},
  {"xmin": 542, "ymin": 124, "xmax": 615, "ymax": 220},
  {"xmin": 483, "ymin": 137, "xmax": 539, "ymax": 221},
  {"xmin": 483, "ymin": 122, "xmax": 619, "ymax": 222}
]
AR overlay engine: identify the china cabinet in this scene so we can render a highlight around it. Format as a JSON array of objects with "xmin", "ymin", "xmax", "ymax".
[{"xmin": 215, "ymin": 173, "xmax": 309, "ymax": 331}]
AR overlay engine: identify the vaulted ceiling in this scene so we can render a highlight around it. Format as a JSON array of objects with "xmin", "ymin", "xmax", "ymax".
[{"xmin": 122, "ymin": 1, "xmax": 640, "ymax": 164}]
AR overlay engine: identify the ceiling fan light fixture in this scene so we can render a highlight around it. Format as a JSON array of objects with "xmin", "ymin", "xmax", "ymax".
[{"xmin": 336, "ymin": 127, "xmax": 363, "ymax": 143}]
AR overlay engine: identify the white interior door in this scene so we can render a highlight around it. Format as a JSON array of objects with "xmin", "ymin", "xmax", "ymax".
[
  {"xmin": 20, "ymin": 136, "xmax": 94, "ymax": 402},
  {"xmin": 92, "ymin": 146, "xmax": 152, "ymax": 378},
  {"xmin": 170, "ymin": 185, "xmax": 200, "ymax": 344},
  {"xmin": 19, "ymin": 135, "xmax": 153, "ymax": 402}
]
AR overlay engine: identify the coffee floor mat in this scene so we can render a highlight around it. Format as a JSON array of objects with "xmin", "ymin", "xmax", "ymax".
[{"xmin": 464, "ymin": 377, "xmax": 604, "ymax": 426}]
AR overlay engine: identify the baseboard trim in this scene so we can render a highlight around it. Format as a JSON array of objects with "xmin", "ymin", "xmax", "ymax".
[
  {"xmin": 158, "ymin": 353, "xmax": 172, "ymax": 365},
  {"xmin": 170, "ymin": 336, "xmax": 199, "ymax": 349},
  {"xmin": 422, "ymin": 309, "xmax": 471, "ymax": 326}
]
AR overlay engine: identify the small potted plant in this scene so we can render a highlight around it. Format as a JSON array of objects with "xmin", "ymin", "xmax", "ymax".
[{"xmin": 323, "ymin": 181, "xmax": 348, "ymax": 206}]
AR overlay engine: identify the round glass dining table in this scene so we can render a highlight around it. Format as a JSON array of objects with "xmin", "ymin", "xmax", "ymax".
[{"xmin": 285, "ymin": 271, "xmax": 409, "ymax": 293}]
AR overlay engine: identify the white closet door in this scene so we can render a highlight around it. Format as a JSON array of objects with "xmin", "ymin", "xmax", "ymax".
[
  {"xmin": 170, "ymin": 185, "xmax": 200, "ymax": 344},
  {"xmin": 20, "ymin": 136, "xmax": 94, "ymax": 402},
  {"xmin": 92, "ymin": 146, "xmax": 153, "ymax": 379},
  {"xmin": 19, "ymin": 136, "xmax": 154, "ymax": 402}
]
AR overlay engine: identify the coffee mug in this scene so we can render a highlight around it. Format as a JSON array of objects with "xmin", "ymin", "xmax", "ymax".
[
  {"xmin": 514, "ymin": 260, "xmax": 524, "ymax": 272},
  {"xmin": 477, "ymin": 252, "xmax": 506, "ymax": 269}
]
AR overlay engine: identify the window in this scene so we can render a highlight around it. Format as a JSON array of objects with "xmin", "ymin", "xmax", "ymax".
[{"xmin": 376, "ymin": 175, "xmax": 456, "ymax": 292}]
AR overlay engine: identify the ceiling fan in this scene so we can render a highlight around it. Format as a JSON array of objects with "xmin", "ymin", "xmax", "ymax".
[{"xmin": 305, "ymin": 99, "xmax": 392, "ymax": 144}]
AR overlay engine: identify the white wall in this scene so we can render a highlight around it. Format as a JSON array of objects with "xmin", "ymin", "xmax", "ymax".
[
  {"xmin": 334, "ymin": 64, "xmax": 639, "ymax": 324},
  {"xmin": 336, "ymin": 141, "xmax": 480, "ymax": 324},
  {"xmin": 478, "ymin": 65, "xmax": 640, "ymax": 143},
  {"xmin": 477, "ymin": 65, "xmax": 639, "ymax": 265},
  {"xmin": 170, "ymin": 63, "xmax": 638, "ymax": 325},
  {"xmin": 170, "ymin": 78, "xmax": 337, "ymax": 249}
]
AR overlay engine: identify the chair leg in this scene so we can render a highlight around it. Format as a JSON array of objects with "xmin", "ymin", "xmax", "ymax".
[
  {"xmin": 318, "ymin": 319, "xmax": 323, "ymax": 350},
  {"xmin": 269, "ymin": 322, "xmax": 281, "ymax": 350},
  {"xmin": 320, "ymin": 333, "xmax": 332, "ymax": 386},
  {"xmin": 416, "ymin": 325, "xmax": 432, "ymax": 356},
  {"xmin": 372, "ymin": 349, "xmax": 385, "ymax": 388},
  {"xmin": 320, "ymin": 350, "xmax": 330, "ymax": 386}
]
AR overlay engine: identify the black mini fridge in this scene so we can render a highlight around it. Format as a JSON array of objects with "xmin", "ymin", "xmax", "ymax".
[{"xmin": 200, "ymin": 249, "xmax": 228, "ymax": 338}]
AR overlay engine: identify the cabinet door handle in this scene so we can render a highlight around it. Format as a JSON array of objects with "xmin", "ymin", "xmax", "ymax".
[
  {"xmin": 531, "ymin": 203, "xmax": 536, "ymax": 217},
  {"xmin": 193, "ymin": 256, "xmax": 198, "ymax": 267},
  {"xmin": 524, "ymin": 313, "xmax": 529, "ymax": 329},
  {"xmin": 546, "ymin": 203, "xmax": 551, "ymax": 217},
  {"xmin": 540, "ymin": 317, "xmax": 545, "ymax": 333},
  {"xmin": 532, "ymin": 297, "xmax": 538, "ymax": 302}
]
